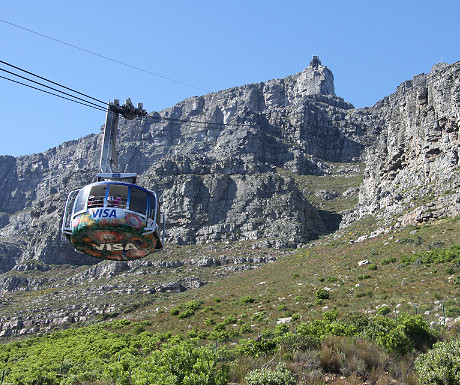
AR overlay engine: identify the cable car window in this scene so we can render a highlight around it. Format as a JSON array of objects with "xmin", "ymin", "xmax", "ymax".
[
  {"xmin": 148, "ymin": 194, "xmax": 156, "ymax": 219},
  {"xmin": 74, "ymin": 186, "xmax": 90, "ymax": 213},
  {"xmin": 129, "ymin": 187, "xmax": 147, "ymax": 215},
  {"xmin": 107, "ymin": 184, "xmax": 128, "ymax": 208},
  {"xmin": 88, "ymin": 184, "xmax": 107, "ymax": 208}
]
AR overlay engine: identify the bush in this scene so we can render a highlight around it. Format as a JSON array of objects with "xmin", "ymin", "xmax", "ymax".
[
  {"xmin": 241, "ymin": 296, "xmax": 255, "ymax": 304},
  {"xmin": 237, "ymin": 337, "xmax": 277, "ymax": 357},
  {"xmin": 381, "ymin": 257, "xmax": 397, "ymax": 265},
  {"xmin": 400, "ymin": 314, "xmax": 437, "ymax": 351},
  {"xmin": 415, "ymin": 339, "xmax": 460, "ymax": 385},
  {"xmin": 315, "ymin": 289, "xmax": 330, "ymax": 300},
  {"xmin": 223, "ymin": 315, "xmax": 237, "ymax": 325},
  {"xmin": 170, "ymin": 307, "xmax": 180, "ymax": 316},
  {"xmin": 323, "ymin": 310, "xmax": 338, "ymax": 322},
  {"xmin": 185, "ymin": 300, "xmax": 204, "ymax": 311},
  {"xmin": 132, "ymin": 341, "xmax": 228, "ymax": 385},
  {"xmin": 10, "ymin": 366, "xmax": 60, "ymax": 385},
  {"xmin": 245, "ymin": 364, "xmax": 295, "ymax": 385},
  {"xmin": 239, "ymin": 323, "xmax": 252, "ymax": 334},
  {"xmin": 274, "ymin": 324, "xmax": 289, "ymax": 336},
  {"xmin": 177, "ymin": 309, "xmax": 195, "ymax": 319},
  {"xmin": 276, "ymin": 333, "xmax": 320, "ymax": 352},
  {"xmin": 251, "ymin": 311, "xmax": 267, "ymax": 322},
  {"xmin": 377, "ymin": 306, "xmax": 392, "ymax": 316}
]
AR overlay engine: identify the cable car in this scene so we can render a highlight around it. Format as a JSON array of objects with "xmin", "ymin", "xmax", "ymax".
[{"xmin": 62, "ymin": 99, "xmax": 164, "ymax": 260}]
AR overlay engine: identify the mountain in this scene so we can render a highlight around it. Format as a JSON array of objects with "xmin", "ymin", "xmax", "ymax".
[{"xmin": 0, "ymin": 56, "xmax": 459, "ymax": 337}]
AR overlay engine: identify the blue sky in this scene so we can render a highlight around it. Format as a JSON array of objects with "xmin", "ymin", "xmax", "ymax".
[{"xmin": 1, "ymin": 0, "xmax": 459, "ymax": 157}]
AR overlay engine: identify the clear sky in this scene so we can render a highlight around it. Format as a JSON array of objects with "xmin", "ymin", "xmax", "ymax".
[{"xmin": 1, "ymin": 0, "xmax": 459, "ymax": 157}]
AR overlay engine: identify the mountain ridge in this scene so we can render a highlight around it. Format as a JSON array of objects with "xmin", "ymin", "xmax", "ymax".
[{"xmin": 0, "ymin": 57, "xmax": 459, "ymax": 337}]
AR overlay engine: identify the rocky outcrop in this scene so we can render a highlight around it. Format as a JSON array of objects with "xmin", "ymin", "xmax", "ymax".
[{"xmin": 346, "ymin": 61, "xmax": 460, "ymax": 226}]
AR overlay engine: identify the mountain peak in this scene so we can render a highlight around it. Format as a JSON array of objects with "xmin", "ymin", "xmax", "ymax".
[{"xmin": 294, "ymin": 55, "xmax": 336, "ymax": 96}]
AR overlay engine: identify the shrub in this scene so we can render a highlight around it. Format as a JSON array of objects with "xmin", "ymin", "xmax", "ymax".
[
  {"xmin": 223, "ymin": 315, "xmax": 237, "ymax": 325},
  {"xmin": 274, "ymin": 324, "xmax": 289, "ymax": 336},
  {"xmin": 375, "ymin": 325, "xmax": 412, "ymax": 355},
  {"xmin": 415, "ymin": 340, "xmax": 460, "ymax": 385},
  {"xmin": 446, "ymin": 305, "xmax": 460, "ymax": 317},
  {"xmin": 358, "ymin": 274, "xmax": 371, "ymax": 280},
  {"xmin": 368, "ymin": 264, "xmax": 378, "ymax": 270},
  {"xmin": 177, "ymin": 309, "xmax": 195, "ymax": 319},
  {"xmin": 237, "ymin": 337, "xmax": 277, "ymax": 357},
  {"xmin": 133, "ymin": 324, "xmax": 145, "ymax": 334},
  {"xmin": 185, "ymin": 300, "xmax": 204, "ymax": 311},
  {"xmin": 315, "ymin": 289, "xmax": 330, "ymax": 300},
  {"xmin": 239, "ymin": 323, "xmax": 252, "ymax": 334},
  {"xmin": 364, "ymin": 316, "xmax": 412, "ymax": 355},
  {"xmin": 213, "ymin": 323, "xmax": 226, "ymax": 332},
  {"xmin": 132, "ymin": 340, "xmax": 228, "ymax": 385},
  {"xmin": 276, "ymin": 333, "xmax": 320, "ymax": 352},
  {"xmin": 251, "ymin": 311, "xmax": 267, "ymax": 322},
  {"xmin": 377, "ymin": 306, "xmax": 392, "ymax": 316},
  {"xmin": 9, "ymin": 366, "xmax": 60, "ymax": 385},
  {"xmin": 400, "ymin": 314, "xmax": 437, "ymax": 351},
  {"xmin": 245, "ymin": 364, "xmax": 295, "ymax": 385},
  {"xmin": 204, "ymin": 318, "xmax": 216, "ymax": 326},
  {"xmin": 381, "ymin": 257, "xmax": 397, "ymax": 265},
  {"xmin": 170, "ymin": 307, "xmax": 180, "ymax": 316},
  {"xmin": 323, "ymin": 310, "xmax": 338, "ymax": 322},
  {"xmin": 241, "ymin": 296, "xmax": 255, "ymax": 304}
]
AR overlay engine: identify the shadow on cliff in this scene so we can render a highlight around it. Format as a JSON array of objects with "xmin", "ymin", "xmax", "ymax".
[{"xmin": 317, "ymin": 210, "xmax": 343, "ymax": 234}]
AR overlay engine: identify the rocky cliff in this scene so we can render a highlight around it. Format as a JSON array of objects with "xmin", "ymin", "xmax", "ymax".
[
  {"xmin": 0, "ymin": 56, "xmax": 378, "ymax": 269},
  {"xmin": 0, "ymin": 58, "xmax": 459, "ymax": 269},
  {"xmin": 346, "ymin": 61, "xmax": 460, "ymax": 228}
]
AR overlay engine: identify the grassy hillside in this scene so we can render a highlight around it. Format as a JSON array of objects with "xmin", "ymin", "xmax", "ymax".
[
  {"xmin": 3, "ymin": 215, "xmax": 460, "ymax": 384},
  {"xmin": 139, "ymin": 215, "xmax": 460, "ymax": 335}
]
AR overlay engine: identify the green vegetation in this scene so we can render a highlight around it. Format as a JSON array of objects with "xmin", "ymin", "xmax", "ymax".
[
  {"xmin": 415, "ymin": 340, "xmax": 460, "ymax": 385},
  {"xmin": 5, "ymin": 213, "xmax": 460, "ymax": 383},
  {"xmin": 245, "ymin": 364, "xmax": 295, "ymax": 385},
  {"xmin": 0, "ymin": 312, "xmax": 441, "ymax": 385}
]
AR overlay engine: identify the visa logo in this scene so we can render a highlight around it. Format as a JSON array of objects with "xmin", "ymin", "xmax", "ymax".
[
  {"xmin": 91, "ymin": 209, "xmax": 117, "ymax": 219},
  {"xmin": 93, "ymin": 243, "xmax": 139, "ymax": 251}
]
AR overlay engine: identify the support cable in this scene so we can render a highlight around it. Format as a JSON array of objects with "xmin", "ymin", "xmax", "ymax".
[
  {"xmin": 0, "ymin": 67, "xmax": 106, "ymax": 110},
  {"xmin": 0, "ymin": 59, "xmax": 107, "ymax": 106},
  {"xmin": 0, "ymin": 74, "xmax": 106, "ymax": 112},
  {"xmin": 0, "ymin": 19, "xmax": 210, "ymax": 93}
]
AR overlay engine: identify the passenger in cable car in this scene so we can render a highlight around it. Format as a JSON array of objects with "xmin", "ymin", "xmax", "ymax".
[{"xmin": 107, "ymin": 195, "xmax": 121, "ymax": 207}]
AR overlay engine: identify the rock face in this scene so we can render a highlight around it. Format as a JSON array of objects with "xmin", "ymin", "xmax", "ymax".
[
  {"xmin": 348, "ymin": 61, "xmax": 460, "ymax": 226},
  {"xmin": 0, "ymin": 57, "xmax": 459, "ymax": 272},
  {"xmin": 0, "ymin": 56, "xmax": 377, "ymax": 269}
]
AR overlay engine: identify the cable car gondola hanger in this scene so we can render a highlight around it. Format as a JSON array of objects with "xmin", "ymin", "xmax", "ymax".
[{"xmin": 62, "ymin": 99, "xmax": 165, "ymax": 261}]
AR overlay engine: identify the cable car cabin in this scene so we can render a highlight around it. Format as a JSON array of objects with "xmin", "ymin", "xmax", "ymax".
[{"xmin": 62, "ymin": 180, "xmax": 164, "ymax": 261}]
